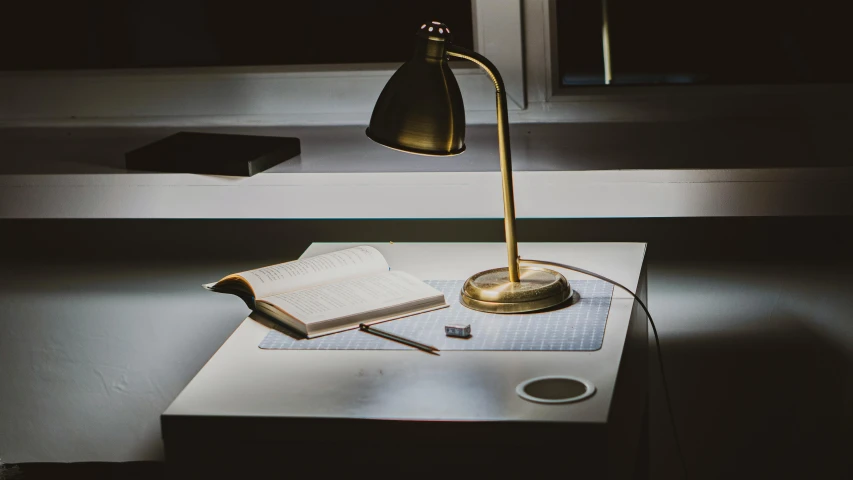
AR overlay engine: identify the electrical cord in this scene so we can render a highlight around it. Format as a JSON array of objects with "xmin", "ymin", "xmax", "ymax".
[{"xmin": 521, "ymin": 258, "xmax": 689, "ymax": 479}]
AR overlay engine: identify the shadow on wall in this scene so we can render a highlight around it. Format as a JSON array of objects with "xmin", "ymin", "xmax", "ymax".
[{"xmin": 648, "ymin": 261, "xmax": 853, "ymax": 480}]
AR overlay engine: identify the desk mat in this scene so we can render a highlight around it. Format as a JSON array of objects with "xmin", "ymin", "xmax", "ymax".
[{"xmin": 258, "ymin": 279, "xmax": 613, "ymax": 352}]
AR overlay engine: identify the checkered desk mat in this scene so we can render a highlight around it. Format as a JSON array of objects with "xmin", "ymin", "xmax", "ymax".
[{"xmin": 258, "ymin": 280, "xmax": 613, "ymax": 352}]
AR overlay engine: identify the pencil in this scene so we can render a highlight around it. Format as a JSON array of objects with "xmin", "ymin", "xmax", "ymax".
[{"xmin": 359, "ymin": 323, "xmax": 440, "ymax": 355}]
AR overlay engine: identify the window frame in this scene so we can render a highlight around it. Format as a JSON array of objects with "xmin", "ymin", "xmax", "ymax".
[
  {"xmin": 0, "ymin": 0, "xmax": 525, "ymax": 126},
  {"xmin": 520, "ymin": 0, "xmax": 853, "ymax": 122}
]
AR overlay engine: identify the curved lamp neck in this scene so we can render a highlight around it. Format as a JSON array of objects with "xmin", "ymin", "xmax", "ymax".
[
  {"xmin": 447, "ymin": 44, "xmax": 519, "ymax": 282},
  {"xmin": 447, "ymin": 45, "xmax": 505, "ymax": 92}
]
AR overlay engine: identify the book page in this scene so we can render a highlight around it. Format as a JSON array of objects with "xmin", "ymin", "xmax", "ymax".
[
  {"xmin": 225, "ymin": 246, "xmax": 390, "ymax": 299},
  {"xmin": 260, "ymin": 271, "xmax": 443, "ymax": 326}
]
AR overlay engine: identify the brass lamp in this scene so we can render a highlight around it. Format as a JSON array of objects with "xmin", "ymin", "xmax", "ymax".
[{"xmin": 367, "ymin": 21, "xmax": 572, "ymax": 314}]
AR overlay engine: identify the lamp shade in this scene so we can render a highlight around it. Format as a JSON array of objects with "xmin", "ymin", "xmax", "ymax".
[{"xmin": 366, "ymin": 22, "xmax": 465, "ymax": 156}]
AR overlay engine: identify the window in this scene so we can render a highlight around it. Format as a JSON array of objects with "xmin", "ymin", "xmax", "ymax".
[
  {"xmin": 0, "ymin": 1, "xmax": 473, "ymax": 71},
  {"xmin": 555, "ymin": 0, "xmax": 853, "ymax": 87},
  {"xmin": 0, "ymin": 0, "xmax": 525, "ymax": 123}
]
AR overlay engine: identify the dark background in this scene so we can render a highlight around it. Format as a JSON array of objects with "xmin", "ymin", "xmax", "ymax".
[
  {"xmin": 556, "ymin": 0, "xmax": 853, "ymax": 85},
  {"xmin": 0, "ymin": 0, "xmax": 474, "ymax": 70}
]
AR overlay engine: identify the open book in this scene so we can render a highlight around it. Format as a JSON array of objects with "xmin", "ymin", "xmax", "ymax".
[{"xmin": 204, "ymin": 246, "xmax": 447, "ymax": 338}]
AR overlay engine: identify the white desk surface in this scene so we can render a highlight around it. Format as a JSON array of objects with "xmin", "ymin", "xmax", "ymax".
[{"xmin": 163, "ymin": 242, "xmax": 646, "ymax": 428}]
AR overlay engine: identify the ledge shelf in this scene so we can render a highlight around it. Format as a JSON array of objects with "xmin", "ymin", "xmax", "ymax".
[{"xmin": 2, "ymin": 123, "xmax": 851, "ymax": 219}]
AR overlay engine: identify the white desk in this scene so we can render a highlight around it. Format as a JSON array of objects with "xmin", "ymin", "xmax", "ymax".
[{"xmin": 162, "ymin": 242, "xmax": 648, "ymax": 478}]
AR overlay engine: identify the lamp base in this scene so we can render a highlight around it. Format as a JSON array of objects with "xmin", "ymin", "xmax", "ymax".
[{"xmin": 460, "ymin": 266, "xmax": 573, "ymax": 314}]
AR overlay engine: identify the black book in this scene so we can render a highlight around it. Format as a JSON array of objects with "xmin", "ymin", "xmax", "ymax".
[{"xmin": 125, "ymin": 132, "xmax": 300, "ymax": 176}]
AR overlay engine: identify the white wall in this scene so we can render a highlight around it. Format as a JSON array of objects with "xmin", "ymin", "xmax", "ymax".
[{"xmin": 0, "ymin": 261, "xmax": 251, "ymax": 461}]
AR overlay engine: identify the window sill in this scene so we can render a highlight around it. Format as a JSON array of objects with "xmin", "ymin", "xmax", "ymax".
[{"xmin": 1, "ymin": 123, "xmax": 851, "ymax": 219}]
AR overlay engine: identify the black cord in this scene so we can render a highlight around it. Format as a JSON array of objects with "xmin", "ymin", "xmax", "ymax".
[{"xmin": 521, "ymin": 258, "xmax": 689, "ymax": 479}]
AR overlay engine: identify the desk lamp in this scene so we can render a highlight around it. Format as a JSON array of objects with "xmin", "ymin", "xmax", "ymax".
[{"xmin": 367, "ymin": 21, "xmax": 572, "ymax": 314}]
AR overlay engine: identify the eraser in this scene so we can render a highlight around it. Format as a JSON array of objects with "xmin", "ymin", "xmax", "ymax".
[{"xmin": 445, "ymin": 324, "xmax": 472, "ymax": 338}]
